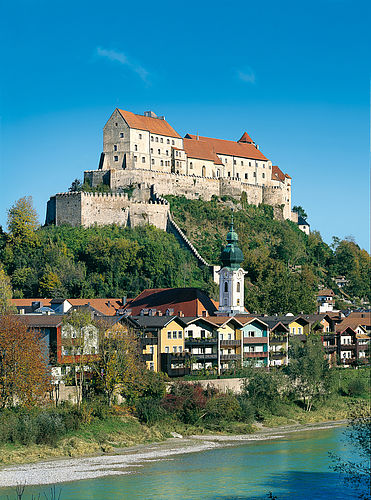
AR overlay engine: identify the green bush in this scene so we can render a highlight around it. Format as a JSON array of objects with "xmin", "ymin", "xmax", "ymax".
[
  {"xmin": 347, "ymin": 378, "xmax": 367, "ymax": 397},
  {"xmin": 205, "ymin": 393, "xmax": 241, "ymax": 423},
  {"xmin": 136, "ymin": 398, "xmax": 167, "ymax": 425}
]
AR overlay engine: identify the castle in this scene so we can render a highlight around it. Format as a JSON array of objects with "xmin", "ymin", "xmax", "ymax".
[{"xmin": 46, "ymin": 108, "xmax": 292, "ymax": 228}]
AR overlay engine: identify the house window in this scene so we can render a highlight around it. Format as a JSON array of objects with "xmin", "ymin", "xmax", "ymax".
[
  {"xmin": 225, "ymin": 158, "xmax": 228, "ymax": 163},
  {"xmin": 149, "ymin": 362, "xmax": 154, "ymax": 371},
  {"xmin": 175, "ymin": 151, "xmax": 178, "ymax": 157},
  {"xmin": 178, "ymin": 346, "xmax": 182, "ymax": 352},
  {"xmin": 172, "ymin": 140, "xmax": 175, "ymax": 145},
  {"xmin": 188, "ymin": 330, "xmax": 193, "ymax": 338},
  {"xmin": 298, "ymin": 327, "xmax": 302, "ymax": 334},
  {"xmin": 165, "ymin": 346, "xmax": 169, "ymax": 353},
  {"xmin": 114, "ymin": 145, "xmax": 117, "ymax": 151},
  {"xmin": 142, "ymin": 157, "xmax": 145, "ymax": 163},
  {"xmin": 245, "ymin": 173, "xmax": 248, "ymax": 179},
  {"xmin": 173, "ymin": 331, "xmax": 177, "ymax": 339},
  {"xmin": 168, "ymin": 332, "xmax": 171, "ymax": 339},
  {"xmin": 224, "ymin": 282, "xmax": 228, "ymax": 292},
  {"xmin": 149, "ymin": 346, "xmax": 154, "ymax": 354},
  {"xmin": 134, "ymin": 145, "xmax": 138, "ymax": 151},
  {"xmin": 166, "ymin": 150, "xmax": 169, "ymax": 156},
  {"xmin": 139, "ymin": 133, "xmax": 142, "ymax": 139},
  {"xmin": 228, "ymin": 333, "xmax": 232, "ymax": 340},
  {"xmin": 114, "ymin": 156, "xmax": 118, "ymax": 161},
  {"xmin": 220, "ymin": 334, "xmax": 224, "ymax": 340},
  {"xmin": 120, "ymin": 133, "xmax": 124, "ymax": 138},
  {"xmin": 178, "ymin": 331, "xmax": 182, "ymax": 338},
  {"xmin": 91, "ymin": 346, "xmax": 96, "ymax": 354},
  {"xmin": 173, "ymin": 346, "xmax": 177, "ymax": 353}
]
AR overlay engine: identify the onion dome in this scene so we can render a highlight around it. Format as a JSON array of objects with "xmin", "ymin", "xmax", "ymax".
[{"xmin": 220, "ymin": 219, "xmax": 244, "ymax": 270}]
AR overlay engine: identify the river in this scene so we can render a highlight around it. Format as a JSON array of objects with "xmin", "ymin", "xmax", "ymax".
[{"xmin": 0, "ymin": 425, "xmax": 365, "ymax": 499}]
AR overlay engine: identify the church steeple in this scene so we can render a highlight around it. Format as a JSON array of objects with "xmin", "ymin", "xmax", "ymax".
[{"xmin": 218, "ymin": 218, "xmax": 247, "ymax": 315}]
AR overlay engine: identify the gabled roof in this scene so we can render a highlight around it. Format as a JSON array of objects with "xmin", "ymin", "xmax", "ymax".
[
  {"xmin": 184, "ymin": 134, "xmax": 268, "ymax": 161},
  {"xmin": 130, "ymin": 315, "xmax": 186, "ymax": 329},
  {"xmin": 318, "ymin": 289, "xmax": 335, "ymax": 297},
  {"xmin": 183, "ymin": 138, "xmax": 224, "ymax": 165},
  {"xmin": 272, "ymin": 165, "xmax": 285, "ymax": 183},
  {"xmin": 237, "ymin": 316, "xmax": 269, "ymax": 328},
  {"xmin": 238, "ymin": 132, "xmax": 254, "ymax": 144},
  {"xmin": 298, "ymin": 216, "xmax": 310, "ymax": 226},
  {"xmin": 205, "ymin": 316, "xmax": 243, "ymax": 328},
  {"xmin": 11, "ymin": 298, "xmax": 128, "ymax": 316},
  {"xmin": 122, "ymin": 288, "xmax": 217, "ymax": 317},
  {"xmin": 117, "ymin": 109, "xmax": 181, "ymax": 138},
  {"xmin": 16, "ymin": 314, "xmax": 64, "ymax": 328}
]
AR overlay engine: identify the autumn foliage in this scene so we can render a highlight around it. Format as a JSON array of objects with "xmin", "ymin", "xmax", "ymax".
[{"xmin": 0, "ymin": 315, "xmax": 51, "ymax": 408}]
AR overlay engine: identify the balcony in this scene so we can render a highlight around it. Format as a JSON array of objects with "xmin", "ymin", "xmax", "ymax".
[
  {"xmin": 340, "ymin": 344, "xmax": 356, "ymax": 350},
  {"xmin": 191, "ymin": 353, "xmax": 217, "ymax": 360},
  {"xmin": 270, "ymin": 352, "xmax": 286, "ymax": 359},
  {"xmin": 142, "ymin": 353, "xmax": 154, "ymax": 361},
  {"xmin": 220, "ymin": 339, "xmax": 241, "ymax": 347},
  {"xmin": 270, "ymin": 336, "xmax": 287, "ymax": 343},
  {"xmin": 185, "ymin": 337, "xmax": 217, "ymax": 345},
  {"xmin": 220, "ymin": 354, "xmax": 239, "ymax": 361},
  {"xmin": 243, "ymin": 337, "xmax": 268, "ymax": 344},
  {"xmin": 140, "ymin": 337, "xmax": 158, "ymax": 346},
  {"xmin": 244, "ymin": 352, "xmax": 268, "ymax": 358}
]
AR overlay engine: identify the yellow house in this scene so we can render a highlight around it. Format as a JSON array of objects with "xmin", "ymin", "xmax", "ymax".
[
  {"xmin": 288, "ymin": 317, "xmax": 310, "ymax": 336},
  {"xmin": 206, "ymin": 317, "xmax": 243, "ymax": 371},
  {"xmin": 130, "ymin": 315, "xmax": 186, "ymax": 375}
]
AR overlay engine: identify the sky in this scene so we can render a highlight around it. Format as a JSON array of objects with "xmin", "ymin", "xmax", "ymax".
[{"xmin": 0, "ymin": 0, "xmax": 370, "ymax": 251}]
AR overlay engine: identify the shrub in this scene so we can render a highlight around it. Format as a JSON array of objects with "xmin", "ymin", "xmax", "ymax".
[
  {"xmin": 205, "ymin": 393, "xmax": 241, "ymax": 423},
  {"xmin": 237, "ymin": 397, "xmax": 255, "ymax": 423},
  {"xmin": 347, "ymin": 378, "xmax": 367, "ymax": 397},
  {"xmin": 136, "ymin": 398, "xmax": 167, "ymax": 425},
  {"xmin": 35, "ymin": 411, "xmax": 66, "ymax": 446}
]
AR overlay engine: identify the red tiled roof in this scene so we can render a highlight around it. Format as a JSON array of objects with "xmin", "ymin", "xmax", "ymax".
[
  {"xmin": 122, "ymin": 288, "xmax": 217, "ymax": 317},
  {"xmin": 317, "ymin": 289, "xmax": 335, "ymax": 297},
  {"xmin": 272, "ymin": 165, "xmax": 285, "ymax": 183},
  {"xmin": 185, "ymin": 134, "xmax": 268, "ymax": 161},
  {"xmin": 11, "ymin": 298, "xmax": 128, "ymax": 316},
  {"xmin": 238, "ymin": 132, "xmax": 254, "ymax": 144},
  {"xmin": 117, "ymin": 109, "xmax": 181, "ymax": 138},
  {"xmin": 183, "ymin": 138, "xmax": 224, "ymax": 165}
]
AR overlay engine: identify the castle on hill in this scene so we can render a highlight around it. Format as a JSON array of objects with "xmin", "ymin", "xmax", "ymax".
[{"xmin": 46, "ymin": 108, "xmax": 293, "ymax": 228}]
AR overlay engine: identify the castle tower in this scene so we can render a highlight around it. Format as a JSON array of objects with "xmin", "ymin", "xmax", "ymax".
[{"xmin": 218, "ymin": 219, "xmax": 247, "ymax": 315}]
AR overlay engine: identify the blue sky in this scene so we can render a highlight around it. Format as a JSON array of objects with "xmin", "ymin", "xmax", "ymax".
[{"xmin": 1, "ymin": 0, "xmax": 370, "ymax": 250}]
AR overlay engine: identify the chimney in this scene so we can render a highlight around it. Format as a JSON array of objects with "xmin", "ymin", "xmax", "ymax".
[{"xmin": 144, "ymin": 111, "xmax": 157, "ymax": 118}]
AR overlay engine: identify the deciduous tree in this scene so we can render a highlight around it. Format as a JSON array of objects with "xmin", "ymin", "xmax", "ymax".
[{"xmin": 7, "ymin": 196, "xmax": 39, "ymax": 247}]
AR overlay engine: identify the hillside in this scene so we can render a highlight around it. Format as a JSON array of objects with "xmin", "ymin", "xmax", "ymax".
[{"xmin": 0, "ymin": 195, "xmax": 369, "ymax": 315}]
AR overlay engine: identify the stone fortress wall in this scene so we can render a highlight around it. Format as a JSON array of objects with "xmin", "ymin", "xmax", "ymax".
[{"xmin": 46, "ymin": 192, "xmax": 169, "ymax": 230}]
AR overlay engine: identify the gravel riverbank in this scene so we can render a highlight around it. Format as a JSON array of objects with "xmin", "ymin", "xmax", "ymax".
[{"xmin": 0, "ymin": 420, "xmax": 346, "ymax": 488}]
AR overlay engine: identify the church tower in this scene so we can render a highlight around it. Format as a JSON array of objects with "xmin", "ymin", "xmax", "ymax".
[{"xmin": 218, "ymin": 219, "xmax": 247, "ymax": 315}]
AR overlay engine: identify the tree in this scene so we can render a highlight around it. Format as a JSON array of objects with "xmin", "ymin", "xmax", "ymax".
[
  {"xmin": 292, "ymin": 205, "xmax": 308, "ymax": 219},
  {"xmin": 329, "ymin": 400, "xmax": 370, "ymax": 499},
  {"xmin": 7, "ymin": 196, "xmax": 39, "ymax": 247},
  {"xmin": 68, "ymin": 179, "xmax": 83, "ymax": 192},
  {"xmin": 0, "ymin": 266, "xmax": 15, "ymax": 314},
  {"xmin": 0, "ymin": 315, "xmax": 51, "ymax": 407},
  {"xmin": 285, "ymin": 335, "xmax": 332, "ymax": 411}
]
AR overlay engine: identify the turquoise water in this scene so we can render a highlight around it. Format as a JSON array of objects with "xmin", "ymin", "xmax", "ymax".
[{"xmin": 0, "ymin": 426, "xmax": 365, "ymax": 499}]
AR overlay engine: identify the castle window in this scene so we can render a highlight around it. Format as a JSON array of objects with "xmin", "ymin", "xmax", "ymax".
[
  {"xmin": 175, "ymin": 151, "xmax": 178, "ymax": 156},
  {"xmin": 167, "ymin": 139, "xmax": 170, "ymax": 144},
  {"xmin": 150, "ymin": 148, "xmax": 153, "ymax": 153},
  {"xmin": 237, "ymin": 299, "xmax": 240, "ymax": 305},
  {"xmin": 241, "ymin": 161, "xmax": 244, "ymax": 166},
  {"xmin": 262, "ymin": 173, "xmax": 265, "ymax": 179},
  {"xmin": 262, "ymin": 163, "xmax": 265, "ymax": 168},
  {"xmin": 253, "ymin": 172, "xmax": 256, "ymax": 177},
  {"xmin": 155, "ymin": 137, "xmax": 159, "ymax": 142},
  {"xmin": 134, "ymin": 156, "xmax": 137, "ymax": 162},
  {"xmin": 120, "ymin": 133, "xmax": 124, "ymax": 138},
  {"xmin": 160, "ymin": 138, "xmax": 163, "ymax": 143},
  {"xmin": 115, "ymin": 122, "xmax": 118, "ymax": 126},
  {"xmin": 172, "ymin": 140, "xmax": 175, "ymax": 145},
  {"xmin": 237, "ymin": 282, "xmax": 240, "ymax": 292},
  {"xmin": 225, "ymin": 158, "xmax": 228, "ymax": 163},
  {"xmin": 151, "ymin": 136, "xmax": 154, "ymax": 141},
  {"xmin": 179, "ymin": 152, "xmax": 181, "ymax": 157},
  {"xmin": 249, "ymin": 162, "xmax": 252, "ymax": 166},
  {"xmin": 114, "ymin": 156, "xmax": 118, "ymax": 162},
  {"xmin": 236, "ymin": 173, "xmax": 239, "ymax": 179},
  {"xmin": 134, "ymin": 144, "xmax": 138, "ymax": 151},
  {"xmin": 158, "ymin": 149, "xmax": 160, "ymax": 154},
  {"xmin": 228, "ymin": 172, "xmax": 231, "ymax": 177},
  {"xmin": 190, "ymin": 162, "xmax": 193, "ymax": 169},
  {"xmin": 139, "ymin": 133, "xmax": 142, "ymax": 139},
  {"xmin": 152, "ymin": 159, "xmax": 155, "ymax": 165},
  {"xmin": 224, "ymin": 282, "xmax": 228, "ymax": 292},
  {"xmin": 142, "ymin": 157, "xmax": 145, "ymax": 163},
  {"xmin": 176, "ymin": 161, "xmax": 179, "ymax": 166},
  {"xmin": 114, "ymin": 145, "xmax": 117, "ymax": 151},
  {"xmin": 245, "ymin": 173, "xmax": 248, "ymax": 179},
  {"xmin": 161, "ymin": 160, "xmax": 163, "ymax": 166},
  {"xmin": 269, "ymin": 165, "xmax": 271, "ymax": 169},
  {"xmin": 234, "ymin": 159, "xmax": 236, "ymax": 165},
  {"xmin": 166, "ymin": 150, "xmax": 169, "ymax": 155}
]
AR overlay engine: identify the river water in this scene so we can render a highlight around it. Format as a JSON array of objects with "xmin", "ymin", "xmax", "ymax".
[{"xmin": 0, "ymin": 426, "xmax": 365, "ymax": 499}]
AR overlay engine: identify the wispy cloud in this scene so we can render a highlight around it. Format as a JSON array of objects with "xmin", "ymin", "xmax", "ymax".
[
  {"xmin": 96, "ymin": 47, "xmax": 149, "ymax": 84},
  {"xmin": 237, "ymin": 67, "xmax": 256, "ymax": 84}
]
